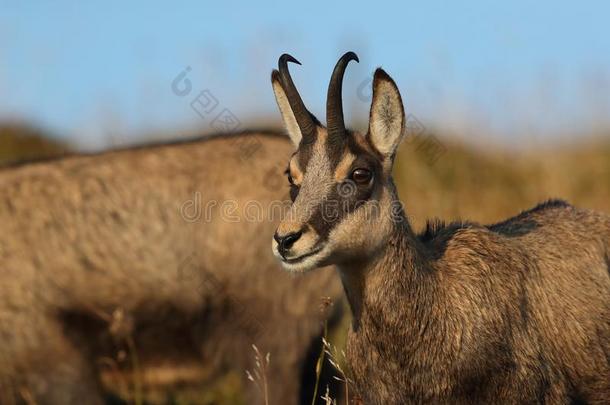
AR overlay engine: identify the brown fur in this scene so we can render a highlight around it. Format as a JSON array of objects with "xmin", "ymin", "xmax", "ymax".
[
  {"xmin": 344, "ymin": 200, "xmax": 610, "ymax": 404},
  {"xmin": 0, "ymin": 131, "xmax": 342, "ymax": 404},
  {"xmin": 271, "ymin": 55, "xmax": 610, "ymax": 404}
]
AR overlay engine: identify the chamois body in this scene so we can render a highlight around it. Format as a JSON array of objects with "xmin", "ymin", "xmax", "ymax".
[
  {"xmin": 0, "ymin": 132, "xmax": 342, "ymax": 404},
  {"xmin": 344, "ymin": 200, "xmax": 610, "ymax": 404},
  {"xmin": 269, "ymin": 52, "xmax": 610, "ymax": 404}
]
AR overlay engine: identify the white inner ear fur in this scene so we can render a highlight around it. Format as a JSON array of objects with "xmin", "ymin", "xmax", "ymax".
[
  {"xmin": 272, "ymin": 79, "xmax": 302, "ymax": 147},
  {"xmin": 368, "ymin": 78, "xmax": 405, "ymax": 158}
]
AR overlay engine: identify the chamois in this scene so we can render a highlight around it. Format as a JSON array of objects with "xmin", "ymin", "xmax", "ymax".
[
  {"xmin": 0, "ymin": 132, "xmax": 342, "ymax": 404},
  {"xmin": 271, "ymin": 52, "xmax": 610, "ymax": 404}
]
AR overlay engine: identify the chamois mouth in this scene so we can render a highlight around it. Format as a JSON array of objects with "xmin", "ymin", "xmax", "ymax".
[
  {"xmin": 273, "ymin": 242, "xmax": 328, "ymax": 273},
  {"xmin": 282, "ymin": 245, "xmax": 324, "ymax": 264}
]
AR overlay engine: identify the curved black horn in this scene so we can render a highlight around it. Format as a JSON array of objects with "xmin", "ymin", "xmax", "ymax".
[
  {"xmin": 278, "ymin": 54, "xmax": 316, "ymax": 140},
  {"xmin": 326, "ymin": 51, "xmax": 359, "ymax": 140}
]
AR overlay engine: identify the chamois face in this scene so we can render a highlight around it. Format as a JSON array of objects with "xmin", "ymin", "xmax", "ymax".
[{"xmin": 271, "ymin": 54, "xmax": 406, "ymax": 273}]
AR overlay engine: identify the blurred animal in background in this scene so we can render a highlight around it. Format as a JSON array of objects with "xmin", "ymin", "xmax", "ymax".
[
  {"xmin": 0, "ymin": 128, "xmax": 343, "ymax": 405},
  {"xmin": 271, "ymin": 52, "xmax": 610, "ymax": 404}
]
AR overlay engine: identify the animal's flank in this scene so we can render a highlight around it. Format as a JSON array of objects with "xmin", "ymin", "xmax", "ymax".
[{"xmin": 0, "ymin": 130, "xmax": 342, "ymax": 404}]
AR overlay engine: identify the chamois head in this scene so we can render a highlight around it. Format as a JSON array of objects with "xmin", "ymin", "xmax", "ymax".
[{"xmin": 271, "ymin": 52, "xmax": 407, "ymax": 272}]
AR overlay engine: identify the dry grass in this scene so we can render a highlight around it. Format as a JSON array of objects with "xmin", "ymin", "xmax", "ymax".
[
  {"xmin": 246, "ymin": 345, "xmax": 270, "ymax": 405},
  {"xmin": 394, "ymin": 135, "xmax": 610, "ymax": 230}
]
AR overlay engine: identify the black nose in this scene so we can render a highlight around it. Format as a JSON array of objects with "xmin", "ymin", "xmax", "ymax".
[{"xmin": 274, "ymin": 231, "xmax": 302, "ymax": 258}]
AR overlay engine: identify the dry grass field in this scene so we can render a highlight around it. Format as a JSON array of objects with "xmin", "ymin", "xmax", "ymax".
[{"xmin": 394, "ymin": 133, "xmax": 610, "ymax": 229}]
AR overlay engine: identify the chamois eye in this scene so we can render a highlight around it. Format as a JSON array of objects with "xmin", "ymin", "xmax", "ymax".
[
  {"xmin": 285, "ymin": 170, "xmax": 300, "ymax": 201},
  {"xmin": 286, "ymin": 171, "xmax": 294, "ymax": 185},
  {"xmin": 351, "ymin": 168, "xmax": 372, "ymax": 184}
]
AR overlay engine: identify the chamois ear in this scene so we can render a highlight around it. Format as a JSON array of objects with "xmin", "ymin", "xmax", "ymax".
[
  {"xmin": 366, "ymin": 68, "xmax": 405, "ymax": 159},
  {"xmin": 271, "ymin": 69, "xmax": 303, "ymax": 147}
]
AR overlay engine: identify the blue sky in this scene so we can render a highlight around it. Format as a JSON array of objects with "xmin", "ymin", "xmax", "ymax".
[{"xmin": 1, "ymin": 1, "xmax": 609, "ymax": 148}]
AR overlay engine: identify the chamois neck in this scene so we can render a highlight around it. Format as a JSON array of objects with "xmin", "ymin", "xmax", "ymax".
[{"xmin": 337, "ymin": 207, "xmax": 428, "ymax": 326}]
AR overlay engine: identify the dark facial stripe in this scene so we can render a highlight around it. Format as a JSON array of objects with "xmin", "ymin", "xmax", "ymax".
[
  {"xmin": 307, "ymin": 183, "xmax": 373, "ymax": 242},
  {"xmin": 326, "ymin": 130, "xmax": 347, "ymax": 172},
  {"xmin": 309, "ymin": 145, "xmax": 381, "ymax": 241},
  {"xmin": 297, "ymin": 138, "xmax": 315, "ymax": 171},
  {"xmin": 299, "ymin": 130, "xmax": 379, "ymax": 171},
  {"xmin": 289, "ymin": 127, "xmax": 384, "ymax": 241}
]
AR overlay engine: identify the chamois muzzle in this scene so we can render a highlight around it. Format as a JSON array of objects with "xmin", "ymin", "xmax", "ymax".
[{"xmin": 274, "ymin": 230, "xmax": 303, "ymax": 259}]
